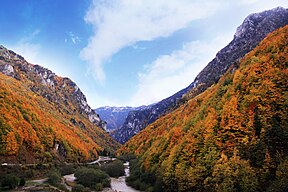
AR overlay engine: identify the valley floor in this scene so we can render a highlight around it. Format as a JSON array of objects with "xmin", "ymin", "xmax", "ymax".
[{"xmin": 1, "ymin": 158, "xmax": 140, "ymax": 192}]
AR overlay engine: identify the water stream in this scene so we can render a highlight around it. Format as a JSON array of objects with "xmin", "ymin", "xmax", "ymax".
[
  {"xmin": 63, "ymin": 161, "xmax": 139, "ymax": 192},
  {"xmin": 109, "ymin": 162, "xmax": 140, "ymax": 192}
]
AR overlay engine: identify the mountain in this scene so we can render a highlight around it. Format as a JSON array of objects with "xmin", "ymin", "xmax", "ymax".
[
  {"xmin": 120, "ymin": 24, "xmax": 288, "ymax": 192},
  {"xmin": 95, "ymin": 106, "xmax": 136, "ymax": 132},
  {"xmin": 113, "ymin": 7, "xmax": 288, "ymax": 144},
  {"xmin": 0, "ymin": 45, "xmax": 119, "ymax": 163},
  {"xmin": 95, "ymin": 105, "xmax": 148, "ymax": 133},
  {"xmin": 0, "ymin": 45, "xmax": 107, "ymax": 131}
]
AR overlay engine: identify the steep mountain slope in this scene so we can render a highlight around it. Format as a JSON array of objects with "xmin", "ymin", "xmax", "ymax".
[
  {"xmin": 114, "ymin": 7, "xmax": 288, "ymax": 144},
  {"xmin": 95, "ymin": 106, "xmax": 144, "ymax": 133},
  {"xmin": 120, "ymin": 25, "xmax": 288, "ymax": 191},
  {"xmin": 0, "ymin": 46, "xmax": 119, "ymax": 163},
  {"xmin": 0, "ymin": 45, "xmax": 107, "ymax": 130}
]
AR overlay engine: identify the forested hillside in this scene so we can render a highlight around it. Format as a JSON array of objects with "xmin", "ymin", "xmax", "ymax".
[
  {"xmin": 0, "ymin": 47, "xmax": 119, "ymax": 164},
  {"xmin": 120, "ymin": 25, "xmax": 288, "ymax": 192},
  {"xmin": 114, "ymin": 7, "xmax": 288, "ymax": 144}
]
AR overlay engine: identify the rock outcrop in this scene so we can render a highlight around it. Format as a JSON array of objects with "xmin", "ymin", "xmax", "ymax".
[
  {"xmin": 0, "ymin": 45, "xmax": 106, "ymax": 130},
  {"xmin": 95, "ymin": 106, "xmax": 137, "ymax": 132},
  {"xmin": 113, "ymin": 7, "xmax": 288, "ymax": 144}
]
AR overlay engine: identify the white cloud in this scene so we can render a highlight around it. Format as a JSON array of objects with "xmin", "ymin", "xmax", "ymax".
[
  {"xmin": 12, "ymin": 43, "xmax": 41, "ymax": 64},
  {"xmin": 132, "ymin": 44, "xmax": 146, "ymax": 50},
  {"xmin": 238, "ymin": 0, "xmax": 259, "ymax": 5},
  {"xmin": 81, "ymin": 0, "xmax": 222, "ymax": 83},
  {"xmin": 19, "ymin": 29, "xmax": 40, "ymax": 44},
  {"xmin": 66, "ymin": 32, "xmax": 81, "ymax": 44},
  {"xmin": 84, "ymin": 88, "xmax": 120, "ymax": 108},
  {"xmin": 10, "ymin": 29, "xmax": 41, "ymax": 65},
  {"xmin": 238, "ymin": 0, "xmax": 288, "ymax": 7},
  {"xmin": 129, "ymin": 34, "xmax": 233, "ymax": 106}
]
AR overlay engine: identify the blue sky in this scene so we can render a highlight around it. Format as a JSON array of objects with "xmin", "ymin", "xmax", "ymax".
[{"xmin": 0, "ymin": 0, "xmax": 287, "ymax": 108}]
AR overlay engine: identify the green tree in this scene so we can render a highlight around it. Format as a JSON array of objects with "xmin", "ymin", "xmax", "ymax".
[
  {"xmin": 207, "ymin": 153, "xmax": 259, "ymax": 192},
  {"xmin": 47, "ymin": 169, "xmax": 62, "ymax": 186},
  {"xmin": 94, "ymin": 183, "xmax": 103, "ymax": 191},
  {"xmin": 72, "ymin": 184, "xmax": 90, "ymax": 192},
  {"xmin": 265, "ymin": 115, "xmax": 288, "ymax": 157},
  {"xmin": 267, "ymin": 159, "xmax": 288, "ymax": 192},
  {"xmin": 100, "ymin": 159, "xmax": 125, "ymax": 177},
  {"xmin": 253, "ymin": 107, "xmax": 261, "ymax": 138},
  {"xmin": 59, "ymin": 164, "xmax": 76, "ymax": 176},
  {"xmin": 19, "ymin": 177, "xmax": 26, "ymax": 186},
  {"xmin": 75, "ymin": 167, "xmax": 110, "ymax": 189},
  {"xmin": 1, "ymin": 174, "xmax": 20, "ymax": 189},
  {"xmin": 0, "ymin": 117, "xmax": 11, "ymax": 154}
]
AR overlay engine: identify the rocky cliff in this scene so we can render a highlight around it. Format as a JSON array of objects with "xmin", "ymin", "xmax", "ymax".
[
  {"xmin": 0, "ymin": 45, "xmax": 106, "ymax": 130},
  {"xmin": 95, "ymin": 105, "xmax": 148, "ymax": 133},
  {"xmin": 95, "ymin": 106, "xmax": 135, "ymax": 132},
  {"xmin": 113, "ymin": 7, "xmax": 288, "ymax": 144}
]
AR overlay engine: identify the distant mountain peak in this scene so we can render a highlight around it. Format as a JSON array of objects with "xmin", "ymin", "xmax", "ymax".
[
  {"xmin": 120, "ymin": 24, "xmax": 288, "ymax": 192},
  {"xmin": 191, "ymin": 7, "xmax": 288, "ymax": 93},
  {"xmin": 234, "ymin": 6, "xmax": 287, "ymax": 39},
  {"xmin": 112, "ymin": 7, "xmax": 288, "ymax": 144},
  {"xmin": 95, "ymin": 106, "xmax": 143, "ymax": 133}
]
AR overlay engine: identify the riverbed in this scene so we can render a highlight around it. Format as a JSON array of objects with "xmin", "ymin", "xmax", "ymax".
[
  {"xmin": 63, "ymin": 161, "xmax": 139, "ymax": 192},
  {"xmin": 109, "ymin": 162, "xmax": 139, "ymax": 192}
]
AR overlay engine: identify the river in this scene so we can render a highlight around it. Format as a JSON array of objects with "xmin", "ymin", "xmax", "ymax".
[
  {"xmin": 63, "ymin": 161, "xmax": 140, "ymax": 192},
  {"xmin": 109, "ymin": 162, "xmax": 139, "ymax": 192}
]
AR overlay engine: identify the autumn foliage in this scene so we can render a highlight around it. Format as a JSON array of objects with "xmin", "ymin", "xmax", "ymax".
[
  {"xmin": 119, "ymin": 25, "xmax": 288, "ymax": 191},
  {"xmin": 0, "ymin": 68, "xmax": 119, "ymax": 163}
]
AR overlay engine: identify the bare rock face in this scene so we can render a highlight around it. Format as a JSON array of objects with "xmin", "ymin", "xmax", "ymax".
[
  {"xmin": 95, "ymin": 106, "xmax": 145, "ymax": 133},
  {"xmin": 189, "ymin": 7, "xmax": 288, "ymax": 93},
  {"xmin": 112, "ymin": 7, "xmax": 288, "ymax": 144},
  {"xmin": 0, "ymin": 64, "xmax": 14, "ymax": 77},
  {"xmin": 0, "ymin": 45, "xmax": 106, "ymax": 130}
]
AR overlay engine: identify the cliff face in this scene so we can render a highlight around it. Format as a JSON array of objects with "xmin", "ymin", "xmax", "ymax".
[
  {"xmin": 95, "ymin": 106, "xmax": 147, "ymax": 133},
  {"xmin": 0, "ymin": 45, "xmax": 106, "ymax": 130},
  {"xmin": 113, "ymin": 7, "xmax": 288, "ymax": 144},
  {"xmin": 187, "ymin": 7, "xmax": 288, "ymax": 96}
]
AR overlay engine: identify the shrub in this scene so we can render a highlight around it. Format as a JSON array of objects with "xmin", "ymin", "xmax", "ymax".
[
  {"xmin": 101, "ymin": 159, "xmax": 125, "ymax": 177},
  {"xmin": 118, "ymin": 153, "xmax": 137, "ymax": 161},
  {"xmin": 47, "ymin": 169, "xmax": 62, "ymax": 186},
  {"xmin": 1, "ymin": 174, "xmax": 20, "ymax": 189},
  {"xmin": 19, "ymin": 177, "xmax": 26, "ymax": 186},
  {"xmin": 59, "ymin": 164, "xmax": 76, "ymax": 176},
  {"xmin": 102, "ymin": 177, "xmax": 111, "ymax": 188},
  {"xmin": 126, "ymin": 159, "xmax": 156, "ymax": 191},
  {"xmin": 94, "ymin": 183, "xmax": 103, "ymax": 191},
  {"xmin": 72, "ymin": 184, "xmax": 91, "ymax": 192},
  {"xmin": 75, "ymin": 167, "xmax": 110, "ymax": 189}
]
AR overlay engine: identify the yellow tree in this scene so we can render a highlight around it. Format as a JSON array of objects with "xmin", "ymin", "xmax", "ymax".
[{"xmin": 5, "ymin": 132, "xmax": 18, "ymax": 155}]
